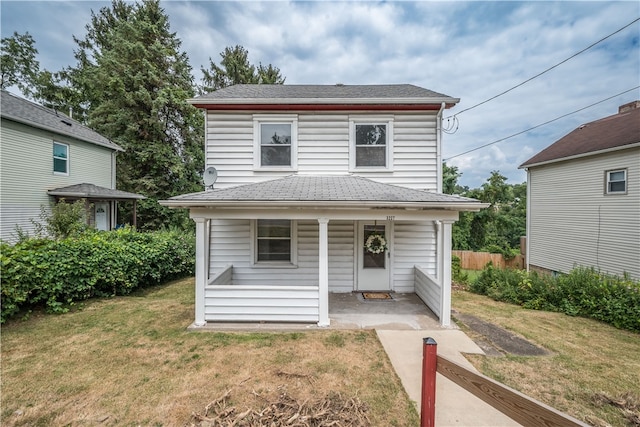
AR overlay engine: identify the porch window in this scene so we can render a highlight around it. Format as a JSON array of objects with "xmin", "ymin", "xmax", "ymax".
[
  {"xmin": 253, "ymin": 115, "xmax": 298, "ymax": 170},
  {"xmin": 53, "ymin": 142, "xmax": 69, "ymax": 175},
  {"xmin": 606, "ymin": 169, "xmax": 627, "ymax": 194},
  {"xmin": 349, "ymin": 118, "xmax": 393, "ymax": 170},
  {"xmin": 256, "ymin": 219, "xmax": 294, "ymax": 262}
]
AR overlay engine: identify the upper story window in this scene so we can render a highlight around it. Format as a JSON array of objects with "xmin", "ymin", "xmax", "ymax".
[
  {"xmin": 53, "ymin": 142, "xmax": 69, "ymax": 175},
  {"xmin": 349, "ymin": 118, "xmax": 393, "ymax": 170},
  {"xmin": 606, "ymin": 169, "xmax": 627, "ymax": 194},
  {"xmin": 253, "ymin": 115, "xmax": 298, "ymax": 170}
]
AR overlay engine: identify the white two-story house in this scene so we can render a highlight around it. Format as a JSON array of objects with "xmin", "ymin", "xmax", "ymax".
[{"xmin": 162, "ymin": 84, "xmax": 485, "ymax": 327}]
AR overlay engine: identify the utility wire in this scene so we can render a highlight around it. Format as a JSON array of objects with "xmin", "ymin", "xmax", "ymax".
[
  {"xmin": 444, "ymin": 17, "xmax": 640, "ymax": 120},
  {"xmin": 443, "ymin": 86, "xmax": 640, "ymax": 161}
]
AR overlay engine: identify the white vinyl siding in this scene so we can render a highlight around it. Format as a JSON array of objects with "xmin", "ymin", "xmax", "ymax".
[
  {"xmin": 205, "ymin": 111, "xmax": 438, "ymax": 190},
  {"xmin": 209, "ymin": 219, "xmax": 355, "ymax": 291},
  {"xmin": 393, "ymin": 221, "xmax": 437, "ymax": 292},
  {"xmin": 208, "ymin": 219, "xmax": 436, "ymax": 293},
  {"xmin": 528, "ymin": 147, "xmax": 640, "ymax": 280},
  {"xmin": 0, "ymin": 119, "xmax": 114, "ymax": 242}
]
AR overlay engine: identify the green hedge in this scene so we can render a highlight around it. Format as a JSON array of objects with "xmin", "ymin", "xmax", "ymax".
[
  {"xmin": 1, "ymin": 228, "xmax": 195, "ymax": 323},
  {"xmin": 469, "ymin": 264, "xmax": 640, "ymax": 332}
]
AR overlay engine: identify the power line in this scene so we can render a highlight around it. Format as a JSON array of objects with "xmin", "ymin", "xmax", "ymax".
[
  {"xmin": 443, "ymin": 86, "xmax": 640, "ymax": 161},
  {"xmin": 444, "ymin": 17, "xmax": 640, "ymax": 120}
]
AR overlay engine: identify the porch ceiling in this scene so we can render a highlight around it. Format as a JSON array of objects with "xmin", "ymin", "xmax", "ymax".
[{"xmin": 161, "ymin": 175, "xmax": 486, "ymax": 213}]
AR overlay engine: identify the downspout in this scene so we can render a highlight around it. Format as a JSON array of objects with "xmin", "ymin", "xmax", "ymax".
[
  {"xmin": 436, "ymin": 102, "xmax": 446, "ymax": 193},
  {"xmin": 525, "ymin": 168, "xmax": 531, "ymax": 272}
]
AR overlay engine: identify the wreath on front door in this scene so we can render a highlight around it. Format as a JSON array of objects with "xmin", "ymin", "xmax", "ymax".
[{"xmin": 365, "ymin": 234, "xmax": 387, "ymax": 254}]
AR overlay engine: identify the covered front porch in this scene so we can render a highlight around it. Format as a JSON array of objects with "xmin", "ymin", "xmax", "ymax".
[{"xmin": 161, "ymin": 175, "xmax": 486, "ymax": 329}]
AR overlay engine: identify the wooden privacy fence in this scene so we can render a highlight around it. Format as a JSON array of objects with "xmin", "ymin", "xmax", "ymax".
[
  {"xmin": 452, "ymin": 250, "xmax": 525, "ymax": 270},
  {"xmin": 420, "ymin": 338, "xmax": 589, "ymax": 427}
]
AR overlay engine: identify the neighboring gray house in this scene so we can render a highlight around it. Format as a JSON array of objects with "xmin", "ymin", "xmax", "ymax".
[
  {"xmin": 0, "ymin": 91, "xmax": 144, "ymax": 242},
  {"xmin": 520, "ymin": 101, "xmax": 640, "ymax": 281},
  {"xmin": 162, "ymin": 84, "xmax": 486, "ymax": 327}
]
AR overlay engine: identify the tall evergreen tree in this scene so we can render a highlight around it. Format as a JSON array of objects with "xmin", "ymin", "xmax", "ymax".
[
  {"xmin": 200, "ymin": 45, "xmax": 285, "ymax": 94},
  {"xmin": 57, "ymin": 0, "xmax": 204, "ymax": 229}
]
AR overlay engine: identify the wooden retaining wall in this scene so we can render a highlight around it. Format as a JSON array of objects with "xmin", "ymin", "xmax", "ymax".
[{"xmin": 452, "ymin": 250, "xmax": 524, "ymax": 270}]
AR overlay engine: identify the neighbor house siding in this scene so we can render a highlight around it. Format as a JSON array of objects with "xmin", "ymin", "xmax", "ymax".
[
  {"xmin": 528, "ymin": 147, "xmax": 640, "ymax": 280},
  {"xmin": 0, "ymin": 119, "xmax": 114, "ymax": 242},
  {"xmin": 205, "ymin": 111, "xmax": 438, "ymax": 190}
]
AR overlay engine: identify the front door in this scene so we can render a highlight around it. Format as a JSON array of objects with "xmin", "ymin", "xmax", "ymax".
[
  {"xmin": 95, "ymin": 202, "xmax": 109, "ymax": 231},
  {"xmin": 357, "ymin": 221, "xmax": 390, "ymax": 291}
]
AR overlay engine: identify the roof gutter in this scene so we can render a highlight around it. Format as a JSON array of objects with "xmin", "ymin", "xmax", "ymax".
[
  {"xmin": 436, "ymin": 102, "xmax": 446, "ymax": 193},
  {"xmin": 188, "ymin": 96, "xmax": 460, "ymax": 106},
  {"xmin": 160, "ymin": 199, "xmax": 488, "ymax": 212}
]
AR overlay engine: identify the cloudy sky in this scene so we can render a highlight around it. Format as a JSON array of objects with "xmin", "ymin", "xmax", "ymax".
[{"xmin": 2, "ymin": 1, "xmax": 639, "ymax": 188}]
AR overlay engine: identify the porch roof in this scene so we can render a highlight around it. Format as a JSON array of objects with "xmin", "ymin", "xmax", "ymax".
[
  {"xmin": 161, "ymin": 175, "xmax": 485, "ymax": 211},
  {"xmin": 48, "ymin": 183, "xmax": 146, "ymax": 200}
]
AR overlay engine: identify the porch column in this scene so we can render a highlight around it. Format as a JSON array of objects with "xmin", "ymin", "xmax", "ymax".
[
  {"xmin": 194, "ymin": 217, "xmax": 209, "ymax": 326},
  {"xmin": 439, "ymin": 220, "xmax": 453, "ymax": 327},
  {"xmin": 318, "ymin": 218, "xmax": 330, "ymax": 327}
]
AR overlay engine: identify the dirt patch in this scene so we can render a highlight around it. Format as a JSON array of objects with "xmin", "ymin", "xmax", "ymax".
[{"xmin": 453, "ymin": 312, "xmax": 549, "ymax": 356}]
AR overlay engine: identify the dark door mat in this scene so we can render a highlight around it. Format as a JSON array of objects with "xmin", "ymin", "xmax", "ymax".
[{"xmin": 453, "ymin": 312, "xmax": 549, "ymax": 356}]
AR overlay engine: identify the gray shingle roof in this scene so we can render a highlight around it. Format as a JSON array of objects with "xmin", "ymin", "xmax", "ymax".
[
  {"xmin": 48, "ymin": 183, "xmax": 145, "ymax": 200},
  {"xmin": 163, "ymin": 175, "xmax": 481, "ymax": 210},
  {"xmin": 191, "ymin": 84, "xmax": 458, "ymax": 105},
  {"xmin": 1, "ymin": 91, "xmax": 123, "ymax": 151}
]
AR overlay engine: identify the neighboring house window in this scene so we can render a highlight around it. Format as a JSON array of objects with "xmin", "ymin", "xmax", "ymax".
[
  {"xmin": 254, "ymin": 219, "xmax": 297, "ymax": 264},
  {"xmin": 253, "ymin": 115, "xmax": 298, "ymax": 169},
  {"xmin": 606, "ymin": 169, "xmax": 627, "ymax": 194},
  {"xmin": 53, "ymin": 142, "xmax": 69, "ymax": 175},
  {"xmin": 349, "ymin": 118, "xmax": 393, "ymax": 170}
]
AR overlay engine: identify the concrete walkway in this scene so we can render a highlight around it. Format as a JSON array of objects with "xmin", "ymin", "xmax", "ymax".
[
  {"xmin": 376, "ymin": 329, "xmax": 521, "ymax": 426},
  {"xmin": 332, "ymin": 293, "xmax": 521, "ymax": 426}
]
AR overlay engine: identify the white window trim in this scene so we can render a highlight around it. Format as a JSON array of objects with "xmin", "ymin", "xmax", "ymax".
[
  {"xmin": 253, "ymin": 114, "xmax": 298, "ymax": 171},
  {"xmin": 348, "ymin": 116, "xmax": 394, "ymax": 172},
  {"xmin": 53, "ymin": 141, "xmax": 69, "ymax": 176},
  {"xmin": 250, "ymin": 219, "xmax": 298, "ymax": 268},
  {"xmin": 605, "ymin": 168, "xmax": 627, "ymax": 195}
]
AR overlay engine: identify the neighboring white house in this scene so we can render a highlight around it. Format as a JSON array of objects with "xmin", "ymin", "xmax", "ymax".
[
  {"xmin": 161, "ymin": 84, "xmax": 486, "ymax": 327},
  {"xmin": 520, "ymin": 101, "xmax": 640, "ymax": 281},
  {"xmin": 0, "ymin": 91, "xmax": 144, "ymax": 242}
]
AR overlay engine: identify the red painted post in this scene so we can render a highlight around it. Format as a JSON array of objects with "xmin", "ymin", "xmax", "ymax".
[{"xmin": 421, "ymin": 337, "xmax": 438, "ymax": 427}]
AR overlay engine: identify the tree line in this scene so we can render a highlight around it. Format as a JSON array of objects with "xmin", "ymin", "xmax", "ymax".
[
  {"xmin": 1, "ymin": 0, "xmax": 284, "ymax": 230},
  {"xmin": 444, "ymin": 164, "xmax": 526, "ymax": 256}
]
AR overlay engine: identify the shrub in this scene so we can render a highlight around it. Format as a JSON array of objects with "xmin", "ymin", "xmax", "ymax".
[
  {"xmin": 469, "ymin": 264, "xmax": 640, "ymax": 332},
  {"xmin": 0, "ymin": 227, "xmax": 195, "ymax": 323},
  {"xmin": 33, "ymin": 199, "xmax": 90, "ymax": 239},
  {"xmin": 451, "ymin": 255, "xmax": 468, "ymax": 285}
]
